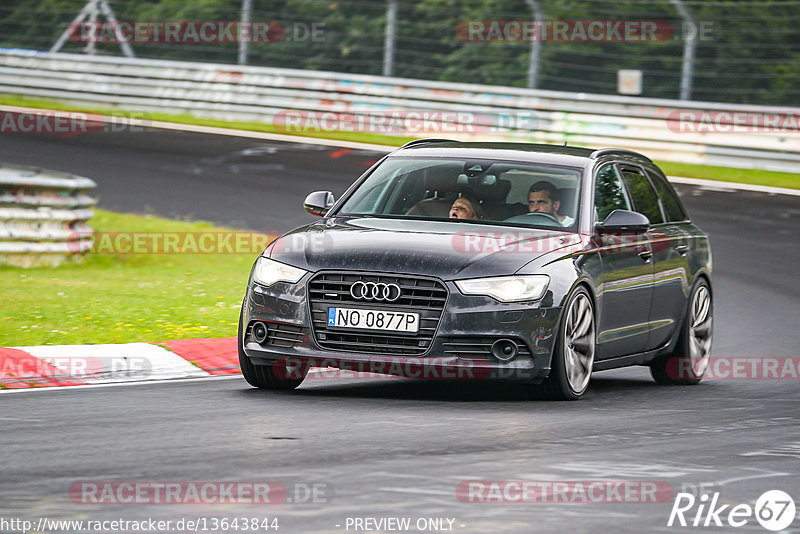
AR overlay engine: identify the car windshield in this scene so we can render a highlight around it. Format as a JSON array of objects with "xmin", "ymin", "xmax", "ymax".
[{"xmin": 336, "ymin": 157, "xmax": 582, "ymax": 230}]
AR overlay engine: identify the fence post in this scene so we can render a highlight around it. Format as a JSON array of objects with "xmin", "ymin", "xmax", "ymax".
[
  {"xmin": 670, "ymin": 0, "xmax": 696, "ymax": 100},
  {"xmin": 238, "ymin": 0, "xmax": 253, "ymax": 65},
  {"xmin": 383, "ymin": 0, "xmax": 398, "ymax": 77},
  {"xmin": 525, "ymin": 0, "xmax": 544, "ymax": 89}
]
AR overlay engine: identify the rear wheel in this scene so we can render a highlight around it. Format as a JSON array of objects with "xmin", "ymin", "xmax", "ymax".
[
  {"xmin": 238, "ymin": 307, "xmax": 307, "ymax": 390},
  {"xmin": 650, "ymin": 279, "xmax": 713, "ymax": 385},
  {"xmin": 531, "ymin": 287, "xmax": 595, "ymax": 400}
]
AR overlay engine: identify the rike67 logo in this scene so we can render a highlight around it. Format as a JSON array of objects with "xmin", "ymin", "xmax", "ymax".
[{"xmin": 668, "ymin": 490, "xmax": 796, "ymax": 531}]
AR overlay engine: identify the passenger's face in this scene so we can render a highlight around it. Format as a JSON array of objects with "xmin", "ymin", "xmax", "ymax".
[
  {"xmin": 528, "ymin": 190, "xmax": 560, "ymax": 215},
  {"xmin": 450, "ymin": 198, "xmax": 475, "ymax": 219}
]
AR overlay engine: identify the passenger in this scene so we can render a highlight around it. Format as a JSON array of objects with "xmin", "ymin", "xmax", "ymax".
[
  {"xmin": 528, "ymin": 181, "xmax": 574, "ymax": 226},
  {"xmin": 449, "ymin": 195, "xmax": 485, "ymax": 220}
]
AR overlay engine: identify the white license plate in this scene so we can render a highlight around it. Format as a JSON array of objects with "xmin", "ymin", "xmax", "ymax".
[{"xmin": 327, "ymin": 307, "xmax": 419, "ymax": 333}]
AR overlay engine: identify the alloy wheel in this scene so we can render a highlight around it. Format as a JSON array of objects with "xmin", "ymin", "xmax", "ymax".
[
  {"xmin": 688, "ymin": 285, "xmax": 713, "ymax": 377},
  {"xmin": 564, "ymin": 292, "xmax": 596, "ymax": 393}
]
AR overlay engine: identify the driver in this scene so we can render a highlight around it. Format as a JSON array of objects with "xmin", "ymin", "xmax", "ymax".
[{"xmin": 528, "ymin": 181, "xmax": 574, "ymax": 226}]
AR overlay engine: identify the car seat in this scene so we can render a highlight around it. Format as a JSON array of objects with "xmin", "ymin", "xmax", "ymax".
[
  {"xmin": 404, "ymin": 173, "xmax": 460, "ymax": 218},
  {"xmin": 557, "ymin": 188, "xmax": 577, "ymax": 220}
]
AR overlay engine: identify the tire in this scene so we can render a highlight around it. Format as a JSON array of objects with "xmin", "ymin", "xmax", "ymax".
[
  {"xmin": 238, "ymin": 306, "xmax": 307, "ymax": 390},
  {"xmin": 530, "ymin": 286, "xmax": 596, "ymax": 400},
  {"xmin": 650, "ymin": 278, "xmax": 713, "ymax": 385}
]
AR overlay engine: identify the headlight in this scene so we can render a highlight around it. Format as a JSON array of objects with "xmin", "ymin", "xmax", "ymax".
[
  {"xmin": 455, "ymin": 275, "xmax": 550, "ymax": 302},
  {"xmin": 253, "ymin": 257, "xmax": 307, "ymax": 287}
]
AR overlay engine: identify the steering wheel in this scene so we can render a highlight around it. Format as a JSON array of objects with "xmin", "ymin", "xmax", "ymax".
[{"xmin": 504, "ymin": 212, "xmax": 562, "ymax": 225}]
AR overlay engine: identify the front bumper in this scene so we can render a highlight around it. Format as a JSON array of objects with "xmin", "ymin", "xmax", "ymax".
[{"xmin": 241, "ymin": 274, "xmax": 562, "ymax": 383}]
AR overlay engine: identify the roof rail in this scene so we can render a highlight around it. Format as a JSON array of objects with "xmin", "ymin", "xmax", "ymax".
[
  {"xmin": 399, "ymin": 138, "xmax": 456, "ymax": 149},
  {"xmin": 590, "ymin": 148, "xmax": 652, "ymax": 162}
]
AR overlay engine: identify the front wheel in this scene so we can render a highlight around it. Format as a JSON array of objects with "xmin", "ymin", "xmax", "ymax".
[
  {"xmin": 238, "ymin": 308, "xmax": 307, "ymax": 390},
  {"xmin": 650, "ymin": 279, "xmax": 713, "ymax": 385},
  {"xmin": 530, "ymin": 286, "xmax": 596, "ymax": 400}
]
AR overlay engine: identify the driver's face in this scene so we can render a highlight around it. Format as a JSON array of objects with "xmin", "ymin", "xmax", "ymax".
[{"xmin": 528, "ymin": 190, "xmax": 560, "ymax": 215}]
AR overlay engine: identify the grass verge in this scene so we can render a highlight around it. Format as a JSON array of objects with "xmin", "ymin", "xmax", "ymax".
[
  {"xmin": 655, "ymin": 161, "xmax": 800, "ymax": 190},
  {"xmin": 2, "ymin": 93, "xmax": 798, "ymax": 190},
  {"xmin": 0, "ymin": 209, "xmax": 256, "ymax": 346},
  {"xmin": 0, "ymin": 93, "xmax": 416, "ymax": 147}
]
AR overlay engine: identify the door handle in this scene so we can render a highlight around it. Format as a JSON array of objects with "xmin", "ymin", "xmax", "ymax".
[
  {"xmin": 675, "ymin": 244, "xmax": 689, "ymax": 255},
  {"xmin": 638, "ymin": 250, "xmax": 653, "ymax": 261}
]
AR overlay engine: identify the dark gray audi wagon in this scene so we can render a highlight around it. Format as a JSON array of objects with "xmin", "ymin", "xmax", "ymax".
[{"xmin": 239, "ymin": 140, "xmax": 712, "ymax": 400}]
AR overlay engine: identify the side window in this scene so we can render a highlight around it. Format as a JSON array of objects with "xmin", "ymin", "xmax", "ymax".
[
  {"xmin": 594, "ymin": 164, "xmax": 630, "ymax": 222},
  {"xmin": 621, "ymin": 169, "xmax": 664, "ymax": 225},
  {"xmin": 647, "ymin": 170, "xmax": 688, "ymax": 222}
]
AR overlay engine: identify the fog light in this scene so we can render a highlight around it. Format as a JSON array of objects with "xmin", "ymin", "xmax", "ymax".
[
  {"xmin": 491, "ymin": 339, "xmax": 518, "ymax": 362},
  {"xmin": 252, "ymin": 322, "xmax": 268, "ymax": 344}
]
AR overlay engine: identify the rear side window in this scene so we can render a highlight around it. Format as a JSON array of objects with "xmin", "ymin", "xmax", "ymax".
[
  {"xmin": 622, "ymin": 169, "xmax": 664, "ymax": 225},
  {"xmin": 594, "ymin": 164, "xmax": 630, "ymax": 222},
  {"xmin": 647, "ymin": 170, "xmax": 688, "ymax": 222}
]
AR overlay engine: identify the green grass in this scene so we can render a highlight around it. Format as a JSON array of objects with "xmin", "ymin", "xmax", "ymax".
[
  {"xmin": 3, "ymin": 93, "xmax": 798, "ymax": 190},
  {"xmin": 0, "ymin": 210, "xmax": 258, "ymax": 346},
  {"xmin": 656, "ymin": 161, "xmax": 800, "ymax": 190},
  {"xmin": 0, "ymin": 93, "xmax": 417, "ymax": 147}
]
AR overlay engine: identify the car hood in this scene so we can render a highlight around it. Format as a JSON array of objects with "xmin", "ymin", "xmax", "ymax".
[{"xmin": 266, "ymin": 217, "xmax": 581, "ymax": 280}]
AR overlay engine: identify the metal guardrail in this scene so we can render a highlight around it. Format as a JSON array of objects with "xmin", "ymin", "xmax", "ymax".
[
  {"xmin": 0, "ymin": 49, "xmax": 798, "ymax": 172},
  {"xmin": 0, "ymin": 162, "xmax": 95, "ymax": 267}
]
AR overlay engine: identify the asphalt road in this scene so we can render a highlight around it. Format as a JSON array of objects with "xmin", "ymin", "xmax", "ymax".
[{"xmin": 1, "ymin": 128, "xmax": 799, "ymax": 534}]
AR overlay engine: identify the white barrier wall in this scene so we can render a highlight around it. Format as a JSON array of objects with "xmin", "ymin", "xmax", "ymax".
[
  {"xmin": 0, "ymin": 162, "xmax": 95, "ymax": 267},
  {"xmin": 0, "ymin": 49, "xmax": 798, "ymax": 172}
]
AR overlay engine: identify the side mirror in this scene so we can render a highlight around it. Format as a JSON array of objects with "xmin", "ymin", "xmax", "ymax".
[
  {"xmin": 304, "ymin": 191, "xmax": 335, "ymax": 217},
  {"xmin": 595, "ymin": 209, "xmax": 650, "ymax": 233}
]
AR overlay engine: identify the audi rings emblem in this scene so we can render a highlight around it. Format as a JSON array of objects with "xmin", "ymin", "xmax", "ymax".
[{"xmin": 350, "ymin": 281, "xmax": 402, "ymax": 302}]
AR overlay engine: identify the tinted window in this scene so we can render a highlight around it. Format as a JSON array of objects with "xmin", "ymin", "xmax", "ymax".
[
  {"xmin": 594, "ymin": 164, "xmax": 630, "ymax": 222},
  {"xmin": 647, "ymin": 170, "xmax": 688, "ymax": 222},
  {"xmin": 622, "ymin": 169, "xmax": 664, "ymax": 225},
  {"xmin": 336, "ymin": 157, "xmax": 583, "ymax": 230}
]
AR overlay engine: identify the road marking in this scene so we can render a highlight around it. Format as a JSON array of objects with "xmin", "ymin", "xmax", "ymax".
[
  {"xmin": 378, "ymin": 487, "xmax": 453, "ymax": 496},
  {"xmin": 0, "ymin": 374, "xmax": 241, "ymax": 394},
  {"xmin": 714, "ymin": 470, "xmax": 792, "ymax": 487},
  {"xmin": 669, "ymin": 176, "xmax": 800, "ymax": 197},
  {"xmin": 15, "ymin": 343, "xmax": 209, "ymax": 384}
]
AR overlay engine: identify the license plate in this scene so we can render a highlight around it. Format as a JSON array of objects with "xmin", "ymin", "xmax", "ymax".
[{"xmin": 327, "ymin": 307, "xmax": 419, "ymax": 333}]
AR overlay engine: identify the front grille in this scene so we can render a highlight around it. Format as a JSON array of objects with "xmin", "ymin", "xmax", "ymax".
[
  {"xmin": 308, "ymin": 271, "xmax": 448, "ymax": 355},
  {"xmin": 441, "ymin": 337, "xmax": 532, "ymax": 360},
  {"xmin": 247, "ymin": 321, "xmax": 307, "ymax": 348}
]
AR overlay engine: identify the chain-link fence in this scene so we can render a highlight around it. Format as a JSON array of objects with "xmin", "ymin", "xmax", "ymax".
[{"xmin": 1, "ymin": 0, "xmax": 798, "ymax": 106}]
